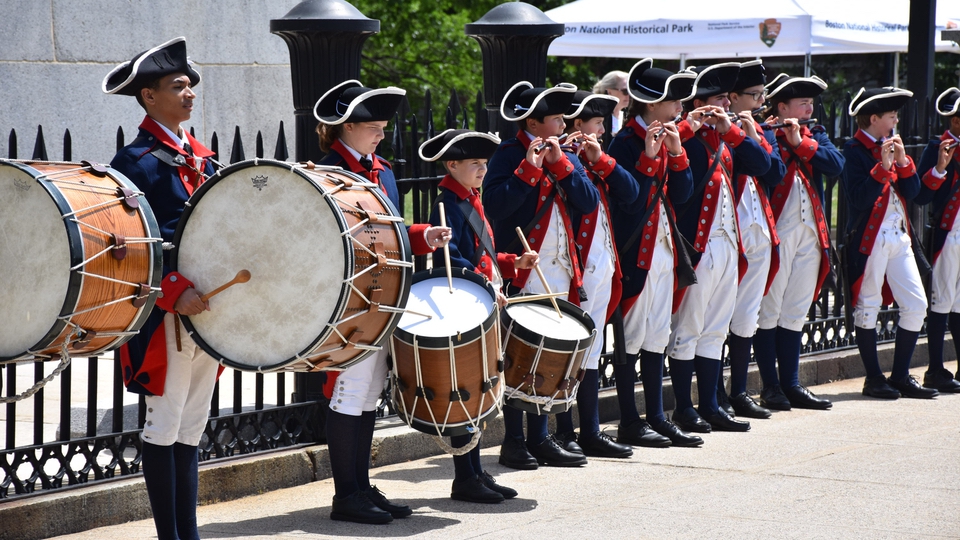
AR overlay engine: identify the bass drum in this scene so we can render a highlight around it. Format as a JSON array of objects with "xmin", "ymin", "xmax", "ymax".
[
  {"xmin": 172, "ymin": 159, "xmax": 412, "ymax": 372},
  {"xmin": 0, "ymin": 159, "xmax": 161, "ymax": 363}
]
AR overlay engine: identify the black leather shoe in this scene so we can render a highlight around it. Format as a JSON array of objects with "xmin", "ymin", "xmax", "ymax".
[
  {"xmin": 671, "ymin": 407, "xmax": 711, "ymax": 433},
  {"xmin": 717, "ymin": 386, "xmax": 735, "ymax": 416},
  {"xmin": 699, "ymin": 408, "xmax": 750, "ymax": 432},
  {"xmin": 554, "ymin": 431, "xmax": 585, "ymax": 455},
  {"xmin": 923, "ymin": 368, "xmax": 960, "ymax": 393},
  {"xmin": 365, "ymin": 485, "xmax": 412, "ymax": 518},
  {"xmin": 729, "ymin": 392, "xmax": 772, "ymax": 419},
  {"xmin": 578, "ymin": 431, "xmax": 634, "ymax": 458},
  {"xmin": 498, "ymin": 437, "xmax": 538, "ymax": 470},
  {"xmin": 479, "ymin": 471, "xmax": 517, "ymax": 499},
  {"xmin": 888, "ymin": 375, "xmax": 939, "ymax": 399},
  {"xmin": 331, "ymin": 491, "xmax": 393, "ymax": 524},
  {"xmin": 783, "ymin": 385, "xmax": 832, "ymax": 410},
  {"xmin": 617, "ymin": 419, "xmax": 671, "ymax": 448},
  {"xmin": 760, "ymin": 385, "xmax": 792, "ymax": 411},
  {"xmin": 649, "ymin": 420, "xmax": 704, "ymax": 447},
  {"xmin": 528, "ymin": 436, "xmax": 587, "ymax": 467},
  {"xmin": 862, "ymin": 375, "xmax": 900, "ymax": 399},
  {"xmin": 451, "ymin": 475, "xmax": 504, "ymax": 504}
]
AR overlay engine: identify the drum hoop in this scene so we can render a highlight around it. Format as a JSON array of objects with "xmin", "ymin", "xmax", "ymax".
[
  {"xmin": 502, "ymin": 297, "xmax": 596, "ymax": 353},
  {"xmin": 392, "ymin": 267, "xmax": 498, "ymax": 350}
]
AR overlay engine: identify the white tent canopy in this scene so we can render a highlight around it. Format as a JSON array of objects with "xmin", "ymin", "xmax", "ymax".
[
  {"xmin": 545, "ymin": 0, "xmax": 813, "ymax": 59},
  {"xmin": 546, "ymin": 0, "xmax": 960, "ymax": 59}
]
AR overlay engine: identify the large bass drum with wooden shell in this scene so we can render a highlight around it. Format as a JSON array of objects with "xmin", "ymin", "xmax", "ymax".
[{"xmin": 171, "ymin": 159, "xmax": 413, "ymax": 372}]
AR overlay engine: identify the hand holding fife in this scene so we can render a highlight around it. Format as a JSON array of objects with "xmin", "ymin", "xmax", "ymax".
[{"xmin": 936, "ymin": 138, "xmax": 957, "ymax": 174}]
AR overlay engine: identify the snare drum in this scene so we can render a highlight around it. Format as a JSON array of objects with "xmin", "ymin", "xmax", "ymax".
[
  {"xmin": 0, "ymin": 160, "xmax": 162, "ymax": 362},
  {"xmin": 391, "ymin": 268, "xmax": 502, "ymax": 437},
  {"xmin": 501, "ymin": 298, "xmax": 596, "ymax": 415},
  {"xmin": 172, "ymin": 159, "xmax": 412, "ymax": 372}
]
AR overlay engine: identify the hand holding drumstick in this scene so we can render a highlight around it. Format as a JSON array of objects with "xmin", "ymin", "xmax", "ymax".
[{"xmin": 515, "ymin": 227, "xmax": 563, "ymax": 318}]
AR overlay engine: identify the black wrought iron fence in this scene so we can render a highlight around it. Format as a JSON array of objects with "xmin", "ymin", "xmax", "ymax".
[{"xmin": 1, "ymin": 89, "xmax": 938, "ymax": 499}]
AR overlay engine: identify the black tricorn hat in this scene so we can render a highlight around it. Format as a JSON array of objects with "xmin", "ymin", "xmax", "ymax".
[
  {"xmin": 687, "ymin": 62, "xmax": 741, "ymax": 101},
  {"xmin": 418, "ymin": 129, "xmax": 501, "ymax": 162},
  {"xmin": 313, "ymin": 80, "xmax": 406, "ymax": 125},
  {"xmin": 765, "ymin": 73, "xmax": 828, "ymax": 101},
  {"xmin": 564, "ymin": 91, "xmax": 619, "ymax": 120},
  {"xmin": 627, "ymin": 59, "xmax": 696, "ymax": 104},
  {"xmin": 848, "ymin": 87, "xmax": 913, "ymax": 117},
  {"xmin": 500, "ymin": 82, "xmax": 577, "ymax": 122},
  {"xmin": 936, "ymin": 87, "xmax": 960, "ymax": 116},
  {"xmin": 732, "ymin": 60, "xmax": 766, "ymax": 93},
  {"xmin": 102, "ymin": 37, "xmax": 201, "ymax": 96}
]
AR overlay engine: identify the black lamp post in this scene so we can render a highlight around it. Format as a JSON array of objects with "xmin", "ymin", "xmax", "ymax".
[
  {"xmin": 465, "ymin": 2, "xmax": 564, "ymax": 137},
  {"xmin": 271, "ymin": 0, "xmax": 380, "ymax": 163}
]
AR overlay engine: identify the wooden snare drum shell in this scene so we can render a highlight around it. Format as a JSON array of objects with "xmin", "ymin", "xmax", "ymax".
[
  {"xmin": 501, "ymin": 298, "xmax": 596, "ymax": 415},
  {"xmin": 0, "ymin": 160, "xmax": 160, "ymax": 361},
  {"xmin": 391, "ymin": 268, "xmax": 502, "ymax": 437}
]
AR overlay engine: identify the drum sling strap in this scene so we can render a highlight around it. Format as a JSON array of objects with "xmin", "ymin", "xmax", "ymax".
[{"xmin": 456, "ymin": 199, "xmax": 499, "ymax": 268}]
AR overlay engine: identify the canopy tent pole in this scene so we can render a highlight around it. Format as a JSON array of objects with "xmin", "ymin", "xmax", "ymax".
[
  {"xmin": 893, "ymin": 52, "xmax": 900, "ymax": 87},
  {"xmin": 679, "ymin": 53, "xmax": 686, "ymax": 70},
  {"xmin": 804, "ymin": 53, "xmax": 811, "ymax": 77}
]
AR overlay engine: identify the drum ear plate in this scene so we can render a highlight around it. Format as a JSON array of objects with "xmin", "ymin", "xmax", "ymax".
[
  {"xmin": 415, "ymin": 386, "xmax": 435, "ymax": 401},
  {"xmin": 450, "ymin": 388, "xmax": 471, "ymax": 402}
]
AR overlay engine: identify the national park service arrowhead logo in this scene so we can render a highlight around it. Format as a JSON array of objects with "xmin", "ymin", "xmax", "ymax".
[
  {"xmin": 759, "ymin": 18, "xmax": 782, "ymax": 48},
  {"xmin": 251, "ymin": 175, "xmax": 268, "ymax": 191}
]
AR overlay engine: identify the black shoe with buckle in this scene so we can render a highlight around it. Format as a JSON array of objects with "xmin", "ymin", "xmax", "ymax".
[
  {"xmin": 923, "ymin": 368, "xmax": 960, "ymax": 393},
  {"xmin": 729, "ymin": 392, "xmax": 772, "ymax": 419},
  {"xmin": 862, "ymin": 375, "xmax": 900, "ymax": 399},
  {"xmin": 528, "ymin": 436, "xmax": 587, "ymax": 467},
  {"xmin": 479, "ymin": 471, "xmax": 517, "ymax": 499},
  {"xmin": 451, "ymin": 475, "xmax": 504, "ymax": 504},
  {"xmin": 498, "ymin": 437, "xmax": 538, "ymax": 470},
  {"xmin": 887, "ymin": 375, "xmax": 939, "ymax": 399},
  {"xmin": 760, "ymin": 385, "xmax": 792, "ymax": 411},
  {"xmin": 554, "ymin": 431, "xmax": 585, "ymax": 455},
  {"xmin": 330, "ymin": 491, "xmax": 393, "ymax": 524},
  {"xmin": 617, "ymin": 418, "xmax": 671, "ymax": 448},
  {"xmin": 364, "ymin": 485, "xmax": 412, "ymax": 518}
]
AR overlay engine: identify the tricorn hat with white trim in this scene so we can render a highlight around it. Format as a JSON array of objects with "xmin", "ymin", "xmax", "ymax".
[
  {"xmin": 765, "ymin": 73, "xmax": 827, "ymax": 101},
  {"xmin": 418, "ymin": 129, "xmax": 501, "ymax": 162},
  {"xmin": 687, "ymin": 62, "xmax": 741, "ymax": 101},
  {"xmin": 627, "ymin": 59, "xmax": 696, "ymax": 104},
  {"xmin": 732, "ymin": 60, "xmax": 766, "ymax": 93},
  {"xmin": 500, "ymin": 82, "xmax": 577, "ymax": 122},
  {"xmin": 102, "ymin": 37, "xmax": 201, "ymax": 96},
  {"xmin": 313, "ymin": 80, "xmax": 406, "ymax": 125},
  {"xmin": 848, "ymin": 87, "xmax": 913, "ymax": 117},
  {"xmin": 564, "ymin": 91, "xmax": 619, "ymax": 120},
  {"xmin": 936, "ymin": 87, "xmax": 960, "ymax": 116}
]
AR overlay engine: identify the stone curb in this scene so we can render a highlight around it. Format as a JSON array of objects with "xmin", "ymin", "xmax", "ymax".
[{"xmin": 1, "ymin": 339, "xmax": 949, "ymax": 540}]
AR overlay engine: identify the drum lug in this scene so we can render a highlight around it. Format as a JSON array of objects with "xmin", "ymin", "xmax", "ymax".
[
  {"xmin": 498, "ymin": 359, "xmax": 506, "ymax": 372},
  {"xmin": 395, "ymin": 376, "xmax": 408, "ymax": 392},
  {"xmin": 368, "ymin": 288, "xmax": 382, "ymax": 312},
  {"xmin": 415, "ymin": 386, "xmax": 435, "ymax": 401},
  {"xmin": 557, "ymin": 380, "xmax": 571, "ymax": 392},
  {"xmin": 112, "ymin": 233, "xmax": 127, "ymax": 260},
  {"xmin": 357, "ymin": 200, "xmax": 381, "ymax": 224},
  {"xmin": 371, "ymin": 241, "xmax": 387, "ymax": 267},
  {"xmin": 482, "ymin": 376, "xmax": 499, "ymax": 393},
  {"xmin": 450, "ymin": 388, "xmax": 470, "ymax": 402},
  {"xmin": 576, "ymin": 368, "xmax": 586, "ymax": 382},
  {"xmin": 115, "ymin": 187, "xmax": 139, "ymax": 210},
  {"xmin": 298, "ymin": 160, "xmax": 316, "ymax": 170},
  {"xmin": 132, "ymin": 284, "xmax": 152, "ymax": 308},
  {"xmin": 72, "ymin": 329, "xmax": 97, "ymax": 349},
  {"xmin": 82, "ymin": 160, "xmax": 110, "ymax": 177}
]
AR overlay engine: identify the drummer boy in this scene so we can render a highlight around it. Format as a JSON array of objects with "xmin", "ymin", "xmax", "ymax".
[
  {"xmin": 421, "ymin": 129, "xmax": 538, "ymax": 503},
  {"xmin": 104, "ymin": 37, "xmax": 219, "ymax": 540}
]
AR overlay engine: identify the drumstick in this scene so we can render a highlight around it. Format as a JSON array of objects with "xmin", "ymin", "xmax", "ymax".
[
  {"xmin": 515, "ymin": 227, "xmax": 563, "ymax": 318},
  {"xmin": 438, "ymin": 203, "xmax": 454, "ymax": 294},
  {"xmin": 505, "ymin": 292, "xmax": 567, "ymax": 304},
  {"xmin": 199, "ymin": 269, "xmax": 252, "ymax": 303}
]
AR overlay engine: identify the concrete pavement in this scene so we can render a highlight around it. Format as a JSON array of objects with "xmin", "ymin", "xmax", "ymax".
[{"xmin": 44, "ymin": 361, "xmax": 960, "ymax": 540}]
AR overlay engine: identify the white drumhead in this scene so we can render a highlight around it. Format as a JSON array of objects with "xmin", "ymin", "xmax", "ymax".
[
  {"xmin": 177, "ymin": 163, "xmax": 347, "ymax": 367},
  {"xmin": 0, "ymin": 166, "xmax": 71, "ymax": 357},
  {"xmin": 505, "ymin": 303, "xmax": 591, "ymax": 340},
  {"xmin": 397, "ymin": 277, "xmax": 494, "ymax": 337}
]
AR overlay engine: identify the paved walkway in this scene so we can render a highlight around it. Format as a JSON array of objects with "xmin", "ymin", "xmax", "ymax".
[{"xmin": 50, "ymin": 362, "xmax": 960, "ymax": 540}]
